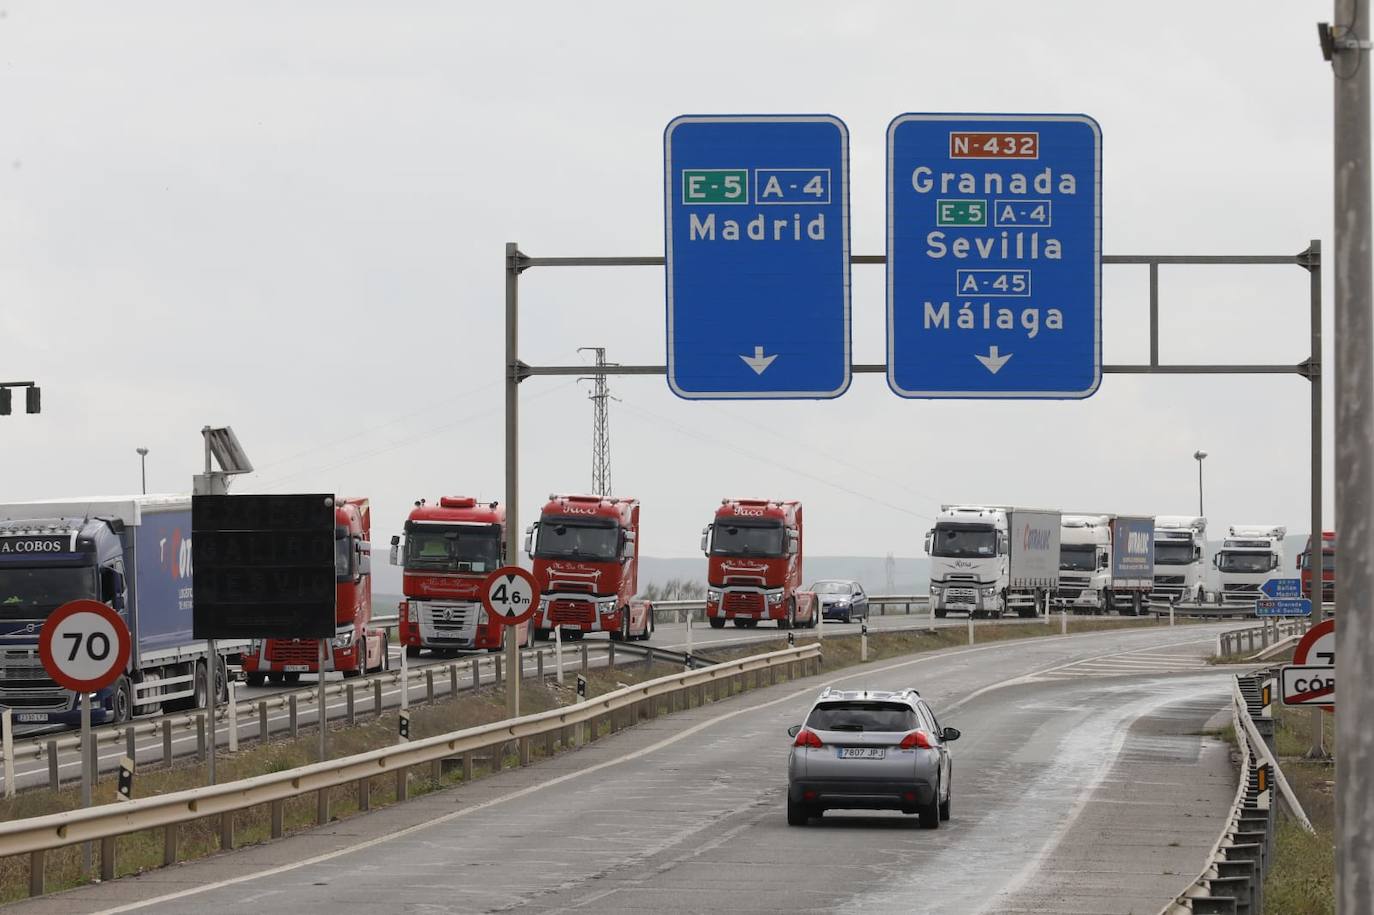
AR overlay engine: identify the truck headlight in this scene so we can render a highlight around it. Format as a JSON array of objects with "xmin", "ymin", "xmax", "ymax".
[
  {"xmin": 478, "ymin": 607, "xmax": 489, "ymax": 625},
  {"xmin": 930, "ymin": 585, "xmax": 943, "ymax": 595},
  {"xmin": 768, "ymin": 592, "xmax": 784, "ymax": 605},
  {"xmin": 707, "ymin": 588, "xmax": 722, "ymax": 602},
  {"xmin": 980, "ymin": 587, "xmax": 997, "ymax": 597},
  {"xmin": 331, "ymin": 631, "xmax": 354, "ymax": 649}
]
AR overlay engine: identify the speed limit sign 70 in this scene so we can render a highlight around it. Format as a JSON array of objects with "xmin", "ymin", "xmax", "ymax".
[
  {"xmin": 38, "ymin": 599, "xmax": 132, "ymax": 693},
  {"xmin": 482, "ymin": 567, "xmax": 540, "ymax": 626}
]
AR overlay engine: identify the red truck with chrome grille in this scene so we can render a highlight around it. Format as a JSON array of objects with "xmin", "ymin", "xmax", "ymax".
[
  {"xmin": 702, "ymin": 499, "xmax": 803, "ymax": 629},
  {"xmin": 1298, "ymin": 530, "xmax": 1335, "ymax": 603},
  {"xmin": 526, "ymin": 494, "xmax": 649, "ymax": 641},
  {"xmin": 391, "ymin": 496, "xmax": 530, "ymax": 656},
  {"xmin": 241, "ymin": 497, "xmax": 388, "ymax": 685}
]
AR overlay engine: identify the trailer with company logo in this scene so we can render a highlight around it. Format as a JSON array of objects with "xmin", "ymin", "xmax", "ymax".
[
  {"xmin": 926, "ymin": 505, "xmax": 1060, "ymax": 619},
  {"xmin": 0, "ymin": 495, "xmax": 242, "ymax": 727}
]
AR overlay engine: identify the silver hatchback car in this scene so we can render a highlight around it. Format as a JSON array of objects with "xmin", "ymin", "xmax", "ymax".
[{"xmin": 786, "ymin": 687, "xmax": 959, "ymax": 827}]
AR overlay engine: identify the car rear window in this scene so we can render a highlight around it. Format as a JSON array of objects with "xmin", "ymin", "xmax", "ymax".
[{"xmin": 807, "ymin": 701, "xmax": 918, "ymax": 732}]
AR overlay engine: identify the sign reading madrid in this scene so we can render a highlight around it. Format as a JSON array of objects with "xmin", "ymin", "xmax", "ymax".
[
  {"xmin": 665, "ymin": 115, "xmax": 851, "ymax": 399},
  {"xmin": 887, "ymin": 113, "xmax": 1102, "ymax": 398}
]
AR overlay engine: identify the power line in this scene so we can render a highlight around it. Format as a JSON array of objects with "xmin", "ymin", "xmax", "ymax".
[{"xmin": 578, "ymin": 347, "xmax": 618, "ymax": 496}]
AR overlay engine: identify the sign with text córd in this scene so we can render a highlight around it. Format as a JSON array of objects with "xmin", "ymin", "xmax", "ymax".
[
  {"xmin": 887, "ymin": 113, "xmax": 1101, "ymax": 398},
  {"xmin": 665, "ymin": 115, "xmax": 851, "ymax": 399}
]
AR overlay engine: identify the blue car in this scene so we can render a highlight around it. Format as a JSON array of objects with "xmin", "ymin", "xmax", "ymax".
[{"xmin": 810, "ymin": 580, "xmax": 869, "ymax": 623}]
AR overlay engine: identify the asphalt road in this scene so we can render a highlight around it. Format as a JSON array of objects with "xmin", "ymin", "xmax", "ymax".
[
  {"xmin": 1, "ymin": 612, "xmax": 1056, "ymax": 792},
  {"xmin": 13, "ymin": 622, "xmax": 1243, "ymax": 915}
]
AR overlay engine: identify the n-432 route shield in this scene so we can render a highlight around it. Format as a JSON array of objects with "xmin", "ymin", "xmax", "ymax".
[
  {"xmin": 664, "ymin": 115, "xmax": 851, "ymax": 399},
  {"xmin": 887, "ymin": 113, "xmax": 1102, "ymax": 399}
]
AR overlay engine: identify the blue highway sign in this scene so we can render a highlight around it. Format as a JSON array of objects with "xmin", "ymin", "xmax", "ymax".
[
  {"xmin": 886, "ymin": 113, "xmax": 1101, "ymax": 398},
  {"xmin": 665, "ymin": 115, "xmax": 850, "ymax": 399},
  {"xmin": 1260, "ymin": 578, "xmax": 1302, "ymax": 599},
  {"xmin": 1257, "ymin": 598, "xmax": 1313, "ymax": 617}
]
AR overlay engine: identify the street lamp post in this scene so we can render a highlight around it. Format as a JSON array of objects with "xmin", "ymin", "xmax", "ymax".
[
  {"xmin": 1193, "ymin": 450, "xmax": 1207, "ymax": 516},
  {"xmin": 136, "ymin": 447, "xmax": 149, "ymax": 495}
]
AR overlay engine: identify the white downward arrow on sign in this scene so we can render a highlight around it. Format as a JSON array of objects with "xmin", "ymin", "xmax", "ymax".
[
  {"xmin": 974, "ymin": 346, "xmax": 1013, "ymax": 374},
  {"xmin": 740, "ymin": 346, "xmax": 778, "ymax": 375}
]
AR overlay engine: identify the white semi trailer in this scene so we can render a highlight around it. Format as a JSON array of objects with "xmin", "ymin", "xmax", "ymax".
[
  {"xmin": 1055, "ymin": 514, "xmax": 1156, "ymax": 615},
  {"xmin": 1150, "ymin": 515, "xmax": 1208, "ymax": 606},
  {"xmin": 926, "ymin": 505, "xmax": 1060, "ymax": 619}
]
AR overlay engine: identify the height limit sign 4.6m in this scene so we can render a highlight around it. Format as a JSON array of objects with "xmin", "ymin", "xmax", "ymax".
[
  {"xmin": 665, "ymin": 115, "xmax": 851, "ymax": 399},
  {"xmin": 887, "ymin": 114, "xmax": 1101, "ymax": 398}
]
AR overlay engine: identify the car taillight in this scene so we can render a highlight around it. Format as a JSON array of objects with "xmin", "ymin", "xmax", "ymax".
[
  {"xmin": 899, "ymin": 730, "xmax": 933, "ymax": 750},
  {"xmin": 793, "ymin": 728, "xmax": 824, "ymax": 749}
]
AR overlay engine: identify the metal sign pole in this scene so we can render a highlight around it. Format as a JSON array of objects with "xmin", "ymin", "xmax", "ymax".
[
  {"xmin": 206, "ymin": 638, "xmax": 216, "ymax": 786},
  {"xmin": 80, "ymin": 692, "xmax": 92, "ymax": 877},
  {"xmin": 1, "ymin": 707, "xmax": 13, "ymax": 799},
  {"xmin": 505, "ymin": 241, "xmax": 523, "ymax": 721},
  {"xmin": 1332, "ymin": 0, "xmax": 1374, "ymax": 905}
]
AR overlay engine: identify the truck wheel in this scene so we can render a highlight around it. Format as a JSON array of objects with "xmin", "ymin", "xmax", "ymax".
[
  {"xmin": 343, "ymin": 663, "xmax": 363, "ymax": 680},
  {"xmin": 406, "ymin": 645, "xmax": 423, "ymax": 659},
  {"xmin": 733, "ymin": 618, "xmax": 748, "ymax": 628},
  {"xmin": 380, "ymin": 632, "xmax": 390, "ymax": 672},
  {"xmin": 780, "ymin": 598, "xmax": 795, "ymax": 630},
  {"xmin": 112, "ymin": 676, "xmax": 133, "ymax": 724},
  {"xmin": 934, "ymin": 608, "xmax": 947, "ymax": 619},
  {"xmin": 535, "ymin": 628, "xmax": 551, "ymax": 641},
  {"xmin": 267, "ymin": 672, "xmax": 285, "ymax": 686},
  {"xmin": 709, "ymin": 617, "xmax": 726, "ymax": 630},
  {"xmin": 639, "ymin": 611, "xmax": 654, "ymax": 641},
  {"xmin": 245, "ymin": 672, "xmax": 267, "ymax": 688},
  {"xmin": 610, "ymin": 612, "xmax": 627, "ymax": 641}
]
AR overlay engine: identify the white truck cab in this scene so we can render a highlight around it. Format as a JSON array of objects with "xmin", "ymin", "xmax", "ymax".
[
  {"xmin": 1055, "ymin": 515, "xmax": 1112, "ymax": 614},
  {"xmin": 1150, "ymin": 515, "xmax": 1208, "ymax": 605},
  {"xmin": 1214, "ymin": 524, "xmax": 1286, "ymax": 608},
  {"xmin": 925, "ymin": 505, "xmax": 1059, "ymax": 619}
]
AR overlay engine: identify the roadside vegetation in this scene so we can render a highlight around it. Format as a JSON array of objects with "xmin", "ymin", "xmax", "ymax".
[
  {"xmin": 1263, "ymin": 702, "xmax": 1336, "ymax": 915},
  {"xmin": 0, "ymin": 614, "xmax": 1187, "ymax": 902}
]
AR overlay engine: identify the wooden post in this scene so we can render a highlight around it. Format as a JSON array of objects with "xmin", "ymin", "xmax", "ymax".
[
  {"xmin": 270, "ymin": 799, "xmax": 285, "ymax": 838},
  {"xmin": 463, "ymin": 751, "xmax": 474, "ymax": 781},
  {"xmin": 374, "ymin": 679, "xmax": 383, "ymax": 716},
  {"xmin": 316, "ymin": 788, "xmax": 329, "ymax": 826},
  {"xmin": 288, "ymin": 695, "xmax": 298, "ymax": 738},
  {"xmin": 358, "ymin": 777, "xmax": 370, "ymax": 811},
  {"xmin": 473, "ymin": 658, "xmax": 481, "ymax": 690},
  {"xmin": 47, "ymin": 740, "xmax": 59, "ymax": 790},
  {"xmin": 100, "ymin": 836, "xmax": 115, "ymax": 882},
  {"xmin": 449, "ymin": 664, "xmax": 458, "ymax": 697},
  {"xmin": 163, "ymin": 824, "xmax": 178, "ymax": 866},
  {"xmin": 221, "ymin": 811, "xmax": 235, "ymax": 849},
  {"xmin": 259, "ymin": 701, "xmax": 269, "ymax": 739},
  {"xmin": 396, "ymin": 766, "xmax": 408, "ymax": 801},
  {"xmin": 519, "ymin": 736, "xmax": 531, "ymax": 766},
  {"xmin": 28, "ymin": 849, "xmax": 45, "ymax": 897},
  {"xmin": 346, "ymin": 683, "xmax": 356, "ymax": 726}
]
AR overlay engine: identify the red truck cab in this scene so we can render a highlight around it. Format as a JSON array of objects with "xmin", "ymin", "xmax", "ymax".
[
  {"xmin": 242, "ymin": 497, "xmax": 388, "ymax": 685},
  {"xmin": 393, "ymin": 496, "xmax": 530, "ymax": 656},
  {"xmin": 703, "ymin": 499, "xmax": 803, "ymax": 629},
  {"xmin": 527, "ymin": 494, "xmax": 648, "ymax": 641},
  {"xmin": 1298, "ymin": 530, "xmax": 1335, "ymax": 603}
]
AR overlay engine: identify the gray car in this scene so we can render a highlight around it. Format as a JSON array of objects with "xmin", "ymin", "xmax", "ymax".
[
  {"xmin": 786, "ymin": 687, "xmax": 959, "ymax": 827},
  {"xmin": 809, "ymin": 579, "xmax": 869, "ymax": 623}
]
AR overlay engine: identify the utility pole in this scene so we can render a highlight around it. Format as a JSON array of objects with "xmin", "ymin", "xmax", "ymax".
[
  {"xmin": 137, "ymin": 447, "xmax": 149, "ymax": 494},
  {"xmin": 1193, "ymin": 450, "xmax": 1207, "ymax": 516},
  {"xmin": 1324, "ymin": 0, "xmax": 1373, "ymax": 908},
  {"xmin": 578, "ymin": 347, "xmax": 617, "ymax": 497}
]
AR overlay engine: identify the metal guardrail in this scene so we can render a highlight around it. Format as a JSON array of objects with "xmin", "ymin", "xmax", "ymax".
[
  {"xmin": 1216, "ymin": 620, "xmax": 1306, "ymax": 659},
  {"xmin": 1162, "ymin": 668, "xmax": 1314, "ymax": 914},
  {"xmin": 649, "ymin": 595, "xmax": 930, "ymax": 622},
  {"xmin": 0, "ymin": 642, "xmax": 822, "ymax": 895}
]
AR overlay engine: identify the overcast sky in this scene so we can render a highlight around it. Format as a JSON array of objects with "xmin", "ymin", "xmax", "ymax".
[{"xmin": 0, "ymin": 2, "xmax": 1357, "ymax": 560}]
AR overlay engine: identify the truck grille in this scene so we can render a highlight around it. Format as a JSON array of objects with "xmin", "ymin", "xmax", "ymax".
[
  {"xmin": 417, "ymin": 601, "xmax": 479, "ymax": 644},
  {"xmin": 268, "ymin": 641, "xmax": 320, "ymax": 664},
  {"xmin": 1155, "ymin": 575, "xmax": 1185, "ymax": 586},
  {"xmin": 724, "ymin": 591, "xmax": 764, "ymax": 613},
  {"xmin": 549, "ymin": 598, "xmax": 595, "ymax": 625},
  {"xmin": 0, "ymin": 649, "xmax": 71, "ymax": 710},
  {"xmin": 945, "ymin": 588, "xmax": 977, "ymax": 604}
]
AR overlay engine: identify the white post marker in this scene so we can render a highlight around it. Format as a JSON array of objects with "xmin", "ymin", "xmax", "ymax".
[
  {"xmin": 1, "ymin": 706, "xmax": 13, "ymax": 799},
  {"xmin": 1060, "ymin": 609, "xmax": 1067, "ymax": 635},
  {"xmin": 967, "ymin": 615, "xmax": 975, "ymax": 646},
  {"xmin": 480, "ymin": 566, "xmax": 541, "ymax": 720},
  {"xmin": 686, "ymin": 612, "xmax": 693, "ymax": 662},
  {"xmin": 400, "ymin": 638, "xmax": 410, "ymax": 711},
  {"xmin": 554, "ymin": 625, "xmax": 564, "ymax": 686},
  {"xmin": 227, "ymin": 678, "xmax": 238, "ymax": 753}
]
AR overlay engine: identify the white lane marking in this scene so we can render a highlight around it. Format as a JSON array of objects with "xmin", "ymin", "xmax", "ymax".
[{"xmin": 91, "ymin": 629, "xmax": 1228, "ymax": 914}]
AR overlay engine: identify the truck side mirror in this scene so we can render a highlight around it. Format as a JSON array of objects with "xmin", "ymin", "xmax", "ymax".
[
  {"xmin": 621, "ymin": 530, "xmax": 637, "ymax": 561},
  {"xmin": 787, "ymin": 531, "xmax": 799, "ymax": 556},
  {"xmin": 700, "ymin": 525, "xmax": 711, "ymax": 554},
  {"xmin": 1271, "ymin": 556, "xmax": 1280, "ymax": 571},
  {"xmin": 389, "ymin": 535, "xmax": 400, "ymax": 567},
  {"xmin": 998, "ymin": 534, "xmax": 1009, "ymax": 554},
  {"xmin": 923, "ymin": 531, "xmax": 933, "ymax": 555},
  {"xmin": 1211, "ymin": 555, "xmax": 1218, "ymax": 568},
  {"xmin": 1194, "ymin": 546, "xmax": 1203, "ymax": 561},
  {"xmin": 357, "ymin": 540, "xmax": 371, "ymax": 579},
  {"xmin": 524, "ymin": 524, "xmax": 536, "ymax": 555}
]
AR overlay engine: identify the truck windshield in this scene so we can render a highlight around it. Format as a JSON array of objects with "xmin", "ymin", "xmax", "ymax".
[
  {"xmin": 1059, "ymin": 545, "xmax": 1096, "ymax": 572},
  {"xmin": 930, "ymin": 526, "xmax": 997, "ymax": 558},
  {"xmin": 405, "ymin": 527, "xmax": 502, "ymax": 572},
  {"xmin": 711, "ymin": 522, "xmax": 784, "ymax": 557},
  {"xmin": 1217, "ymin": 552, "xmax": 1274, "ymax": 574},
  {"xmin": 335, "ymin": 534, "xmax": 353, "ymax": 582},
  {"xmin": 534, "ymin": 520, "xmax": 620, "ymax": 562},
  {"xmin": 0, "ymin": 567, "xmax": 97, "ymax": 618},
  {"xmin": 1300, "ymin": 553, "xmax": 1337, "ymax": 571},
  {"xmin": 1154, "ymin": 542, "xmax": 1195, "ymax": 565}
]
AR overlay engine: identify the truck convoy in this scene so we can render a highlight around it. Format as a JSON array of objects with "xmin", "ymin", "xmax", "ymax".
[
  {"xmin": 702, "ymin": 499, "xmax": 804, "ymax": 629},
  {"xmin": 391, "ymin": 496, "xmax": 529, "ymax": 655},
  {"xmin": 527, "ymin": 494, "xmax": 646, "ymax": 641},
  {"xmin": 1297, "ymin": 531, "xmax": 1336, "ymax": 603},
  {"xmin": 0, "ymin": 495, "xmax": 236, "ymax": 726},
  {"xmin": 1214, "ymin": 524, "xmax": 1286, "ymax": 608},
  {"xmin": 1150, "ymin": 516, "xmax": 1208, "ymax": 606},
  {"xmin": 1055, "ymin": 514, "xmax": 1155, "ymax": 615},
  {"xmin": 925, "ymin": 505, "xmax": 1060, "ymax": 619},
  {"xmin": 241, "ymin": 497, "xmax": 386, "ymax": 685}
]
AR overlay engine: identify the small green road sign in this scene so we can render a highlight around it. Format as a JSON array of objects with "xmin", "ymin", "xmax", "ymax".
[
  {"xmin": 936, "ymin": 199, "xmax": 987, "ymax": 226},
  {"xmin": 682, "ymin": 169, "xmax": 749, "ymax": 205}
]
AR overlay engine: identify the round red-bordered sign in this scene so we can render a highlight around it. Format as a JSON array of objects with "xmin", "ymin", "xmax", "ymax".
[
  {"xmin": 1294, "ymin": 618, "xmax": 1335, "ymax": 666},
  {"xmin": 481, "ymin": 566, "xmax": 540, "ymax": 626},
  {"xmin": 38, "ymin": 599, "xmax": 132, "ymax": 693}
]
